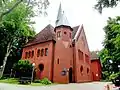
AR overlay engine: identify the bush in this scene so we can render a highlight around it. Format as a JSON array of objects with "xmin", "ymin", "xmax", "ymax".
[
  {"xmin": 109, "ymin": 72, "xmax": 120, "ymax": 81},
  {"xmin": 13, "ymin": 60, "xmax": 33, "ymax": 77},
  {"xmin": 40, "ymin": 78, "xmax": 52, "ymax": 85},
  {"xmin": 33, "ymin": 80, "xmax": 41, "ymax": 83},
  {"xmin": 102, "ymin": 71, "xmax": 110, "ymax": 81}
]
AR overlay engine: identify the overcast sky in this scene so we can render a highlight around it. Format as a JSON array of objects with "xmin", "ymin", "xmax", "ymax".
[{"xmin": 33, "ymin": 0, "xmax": 120, "ymax": 51}]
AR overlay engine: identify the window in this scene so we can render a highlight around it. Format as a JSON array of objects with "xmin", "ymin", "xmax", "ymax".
[
  {"xmin": 87, "ymin": 68, "xmax": 89, "ymax": 74},
  {"xmin": 69, "ymin": 33, "xmax": 71, "ymax": 38},
  {"xmin": 64, "ymin": 31, "xmax": 67, "ymax": 34},
  {"xmin": 45, "ymin": 48, "xmax": 48, "ymax": 56},
  {"xmin": 80, "ymin": 65, "xmax": 83, "ymax": 75},
  {"xmin": 31, "ymin": 50, "xmax": 34, "ymax": 58},
  {"xmin": 57, "ymin": 31, "xmax": 61, "ymax": 38},
  {"xmin": 37, "ymin": 49, "xmax": 40, "ymax": 57},
  {"xmin": 78, "ymin": 50, "xmax": 83, "ymax": 60},
  {"xmin": 25, "ymin": 52, "xmax": 27, "ymax": 59},
  {"xmin": 57, "ymin": 59, "xmax": 59, "ymax": 64},
  {"xmin": 28, "ymin": 51, "xmax": 31, "ymax": 58},
  {"xmin": 41, "ymin": 49, "xmax": 44, "ymax": 56},
  {"xmin": 85, "ymin": 54, "xmax": 89, "ymax": 63}
]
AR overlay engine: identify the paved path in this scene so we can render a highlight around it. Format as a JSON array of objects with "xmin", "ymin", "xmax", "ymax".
[{"xmin": 0, "ymin": 82, "xmax": 110, "ymax": 90}]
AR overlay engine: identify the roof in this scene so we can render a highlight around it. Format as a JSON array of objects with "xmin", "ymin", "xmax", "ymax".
[
  {"xmin": 24, "ymin": 24, "xmax": 56, "ymax": 47},
  {"xmin": 72, "ymin": 25, "xmax": 79, "ymax": 39},
  {"xmin": 24, "ymin": 24, "xmax": 80, "ymax": 47},
  {"xmin": 56, "ymin": 3, "xmax": 70, "ymax": 26},
  {"xmin": 90, "ymin": 51, "xmax": 99, "ymax": 60}
]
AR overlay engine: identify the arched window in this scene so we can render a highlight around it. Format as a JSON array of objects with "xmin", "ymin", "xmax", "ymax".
[
  {"xmin": 37, "ymin": 49, "xmax": 40, "ymax": 57},
  {"xmin": 41, "ymin": 49, "xmax": 44, "ymax": 56},
  {"xmin": 25, "ymin": 52, "xmax": 27, "ymax": 59},
  {"xmin": 28, "ymin": 51, "xmax": 31, "ymax": 58},
  {"xmin": 80, "ymin": 65, "xmax": 83, "ymax": 73},
  {"xmin": 57, "ymin": 31, "xmax": 61, "ymax": 38},
  {"xmin": 87, "ymin": 68, "xmax": 89, "ymax": 74},
  {"xmin": 69, "ymin": 33, "xmax": 71, "ymax": 38},
  {"xmin": 57, "ymin": 59, "xmax": 59, "ymax": 64},
  {"xmin": 45, "ymin": 48, "xmax": 48, "ymax": 56},
  {"xmin": 31, "ymin": 50, "xmax": 34, "ymax": 58}
]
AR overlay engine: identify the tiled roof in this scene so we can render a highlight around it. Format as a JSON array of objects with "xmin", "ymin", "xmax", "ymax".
[
  {"xmin": 24, "ymin": 24, "xmax": 55, "ymax": 47},
  {"xmin": 24, "ymin": 24, "xmax": 80, "ymax": 47},
  {"xmin": 72, "ymin": 25, "xmax": 79, "ymax": 39}
]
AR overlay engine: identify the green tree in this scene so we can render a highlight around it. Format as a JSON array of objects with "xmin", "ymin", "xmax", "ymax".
[
  {"xmin": 95, "ymin": 0, "xmax": 120, "ymax": 13},
  {"xmin": 0, "ymin": 0, "xmax": 49, "ymax": 22},
  {"xmin": 99, "ymin": 16, "xmax": 120, "ymax": 80},
  {"xmin": 0, "ymin": 2, "xmax": 35, "ymax": 78}
]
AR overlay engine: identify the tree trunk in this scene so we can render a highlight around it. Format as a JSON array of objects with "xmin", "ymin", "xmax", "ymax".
[{"xmin": 0, "ymin": 42, "xmax": 11, "ymax": 78}]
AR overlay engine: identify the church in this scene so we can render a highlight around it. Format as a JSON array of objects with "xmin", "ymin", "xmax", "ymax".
[{"xmin": 21, "ymin": 3, "xmax": 94, "ymax": 83}]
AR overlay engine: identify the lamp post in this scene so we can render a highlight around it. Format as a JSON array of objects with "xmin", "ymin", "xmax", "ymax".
[{"xmin": 31, "ymin": 63, "xmax": 35, "ymax": 83}]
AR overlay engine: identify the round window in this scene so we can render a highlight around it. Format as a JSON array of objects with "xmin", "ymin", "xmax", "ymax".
[
  {"xmin": 64, "ymin": 32, "xmax": 67, "ymax": 34},
  {"xmin": 39, "ymin": 64, "xmax": 44, "ymax": 72}
]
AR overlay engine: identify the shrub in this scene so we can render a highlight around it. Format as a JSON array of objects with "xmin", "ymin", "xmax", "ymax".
[
  {"xmin": 33, "ymin": 80, "xmax": 41, "ymax": 83},
  {"xmin": 109, "ymin": 72, "xmax": 120, "ymax": 81},
  {"xmin": 13, "ymin": 60, "xmax": 33, "ymax": 77},
  {"xmin": 40, "ymin": 78, "xmax": 52, "ymax": 85}
]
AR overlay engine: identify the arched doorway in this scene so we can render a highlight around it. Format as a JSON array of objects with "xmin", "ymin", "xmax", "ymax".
[
  {"xmin": 38, "ymin": 64, "xmax": 44, "ymax": 79},
  {"xmin": 69, "ymin": 67, "xmax": 72, "ymax": 83}
]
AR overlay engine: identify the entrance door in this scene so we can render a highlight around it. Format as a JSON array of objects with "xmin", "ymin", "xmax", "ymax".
[{"xmin": 69, "ymin": 67, "xmax": 72, "ymax": 83}]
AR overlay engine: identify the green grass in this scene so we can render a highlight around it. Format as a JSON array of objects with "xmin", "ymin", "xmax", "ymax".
[
  {"xmin": 0, "ymin": 78, "xmax": 57, "ymax": 86},
  {"xmin": 31, "ymin": 83, "xmax": 57, "ymax": 86},
  {"xmin": 0, "ymin": 78, "xmax": 18, "ymax": 84}
]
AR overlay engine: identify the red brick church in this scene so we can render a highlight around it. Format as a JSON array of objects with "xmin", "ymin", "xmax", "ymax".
[{"xmin": 21, "ymin": 4, "xmax": 98, "ymax": 83}]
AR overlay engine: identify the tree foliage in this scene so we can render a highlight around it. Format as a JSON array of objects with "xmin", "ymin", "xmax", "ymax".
[
  {"xmin": 0, "ymin": 0, "xmax": 49, "ymax": 21},
  {"xmin": 95, "ymin": 0, "xmax": 120, "ymax": 13},
  {"xmin": 99, "ymin": 16, "xmax": 120, "ymax": 80},
  {"xmin": 13, "ymin": 60, "xmax": 33, "ymax": 77},
  {"xmin": 0, "ymin": 1, "xmax": 35, "ymax": 77},
  {"xmin": 13, "ymin": 60, "xmax": 32, "ymax": 71}
]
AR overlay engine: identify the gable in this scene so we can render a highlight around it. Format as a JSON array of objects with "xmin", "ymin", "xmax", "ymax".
[{"xmin": 75, "ymin": 25, "xmax": 90, "ymax": 54}]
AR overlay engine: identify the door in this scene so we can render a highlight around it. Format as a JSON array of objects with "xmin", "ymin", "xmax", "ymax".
[{"xmin": 69, "ymin": 67, "xmax": 72, "ymax": 83}]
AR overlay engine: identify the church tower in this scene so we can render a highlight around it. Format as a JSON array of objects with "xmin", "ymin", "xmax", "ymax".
[
  {"xmin": 53, "ymin": 3, "xmax": 73, "ymax": 83},
  {"xmin": 55, "ymin": 3, "xmax": 73, "ymax": 42}
]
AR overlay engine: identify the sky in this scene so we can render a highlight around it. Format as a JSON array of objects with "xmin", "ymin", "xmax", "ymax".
[{"xmin": 33, "ymin": 0, "xmax": 120, "ymax": 51}]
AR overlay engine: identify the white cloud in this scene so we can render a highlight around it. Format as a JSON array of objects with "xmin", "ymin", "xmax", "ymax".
[{"xmin": 33, "ymin": 0, "xmax": 120, "ymax": 51}]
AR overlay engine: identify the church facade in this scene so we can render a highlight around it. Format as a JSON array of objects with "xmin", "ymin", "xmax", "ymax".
[{"xmin": 21, "ymin": 4, "xmax": 92, "ymax": 83}]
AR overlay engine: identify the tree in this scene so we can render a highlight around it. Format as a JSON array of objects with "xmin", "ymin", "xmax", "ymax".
[
  {"xmin": 94, "ymin": 0, "xmax": 120, "ymax": 13},
  {"xmin": 0, "ymin": 1, "xmax": 35, "ymax": 78},
  {"xmin": 0, "ymin": 0, "xmax": 49, "ymax": 22},
  {"xmin": 99, "ymin": 16, "xmax": 120, "ymax": 79}
]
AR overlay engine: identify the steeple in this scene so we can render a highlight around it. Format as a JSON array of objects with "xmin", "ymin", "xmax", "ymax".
[{"xmin": 56, "ymin": 3, "xmax": 70, "ymax": 26}]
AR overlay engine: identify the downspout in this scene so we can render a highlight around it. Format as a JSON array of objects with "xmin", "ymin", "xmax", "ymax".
[{"xmin": 51, "ymin": 41, "xmax": 55, "ymax": 82}]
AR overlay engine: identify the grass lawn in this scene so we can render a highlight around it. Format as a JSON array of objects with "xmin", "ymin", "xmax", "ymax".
[
  {"xmin": 0, "ymin": 78, "xmax": 57, "ymax": 86},
  {"xmin": 0, "ymin": 78, "xmax": 18, "ymax": 84}
]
